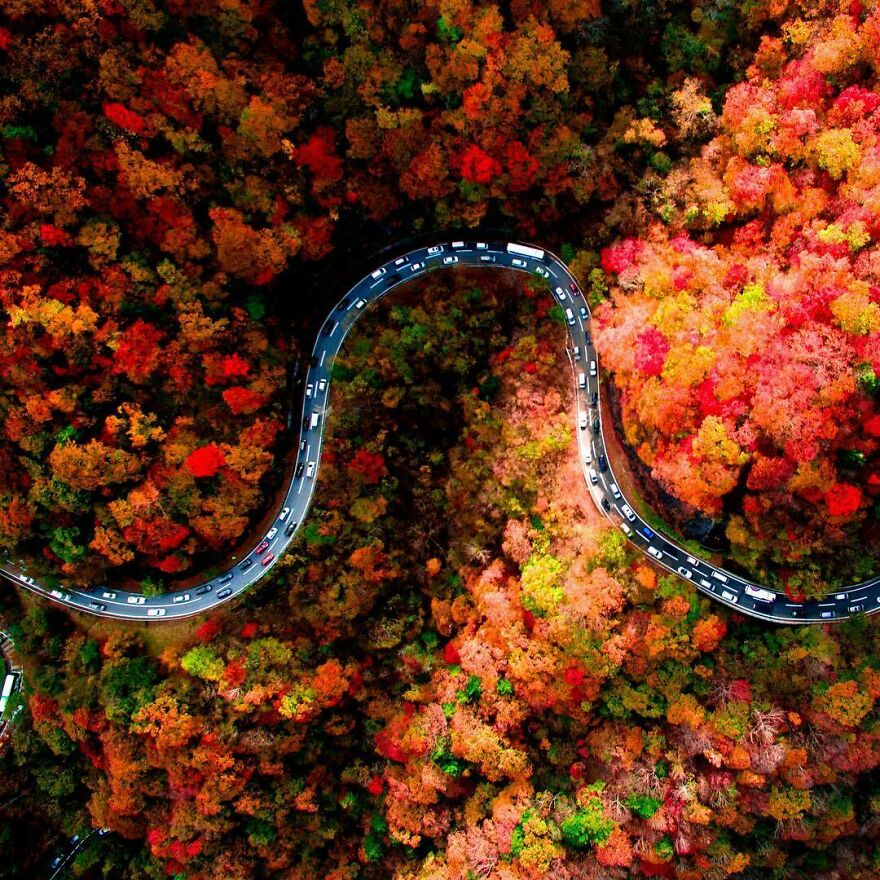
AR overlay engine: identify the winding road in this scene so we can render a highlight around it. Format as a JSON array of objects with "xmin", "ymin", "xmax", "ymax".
[{"xmin": 0, "ymin": 240, "xmax": 875, "ymax": 624}]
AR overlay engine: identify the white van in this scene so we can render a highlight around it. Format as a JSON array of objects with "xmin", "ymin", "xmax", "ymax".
[
  {"xmin": 744, "ymin": 585, "xmax": 776, "ymax": 604},
  {"xmin": 310, "ymin": 411, "xmax": 320, "ymax": 430},
  {"xmin": 578, "ymin": 371, "xmax": 586, "ymax": 389}
]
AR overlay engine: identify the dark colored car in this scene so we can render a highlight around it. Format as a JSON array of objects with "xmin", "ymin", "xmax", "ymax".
[
  {"xmin": 337, "ymin": 296, "xmax": 350, "ymax": 310},
  {"xmin": 601, "ymin": 497, "xmax": 611, "ymax": 512},
  {"xmin": 592, "ymin": 418, "xmax": 600, "ymax": 434},
  {"xmin": 310, "ymin": 355, "xmax": 319, "ymax": 368},
  {"xmin": 640, "ymin": 525, "xmax": 655, "ymax": 540},
  {"xmin": 590, "ymin": 392, "xmax": 599, "ymax": 406},
  {"xmin": 196, "ymin": 584, "xmax": 212, "ymax": 595},
  {"xmin": 217, "ymin": 588, "xmax": 232, "ymax": 599},
  {"xmin": 568, "ymin": 282, "xmax": 580, "ymax": 295},
  {"xmin": 239, "ymin": 558, "xmax": 253, "ymax": 571},
  {"xmin": 296, "ymin": 462, "xmax": 305, "ymax": 478},
  {"xmin": 597, "ymin": 454, "xmax": 608, "ymax": 473},
  {"xmin": 285, "ymin": 521, "xmax": 297, "ymax": 537},
  {"xmin": 219, "ymin": 571, "xmax": 234, "ymax": 583}
]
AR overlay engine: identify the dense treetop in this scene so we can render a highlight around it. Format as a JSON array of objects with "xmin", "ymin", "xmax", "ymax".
[
  {"xmin": 595, "ymin": 0, "xmax": 880, "ymax": 592},
  {"xmin": 6, "ymin": 271, "xmax": 880, "ymax": 880},
  {"xmin": 5, "ymin": 0, "xmax": 880, "ymax": 878}
]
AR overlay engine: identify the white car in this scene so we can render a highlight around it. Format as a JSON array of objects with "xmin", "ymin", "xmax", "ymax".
[
  {"xmin": 534, "ymin": 266, "xmax": 550, "ymax": 278},
  {"xmin": 127, "ymin": 596, "xmax": 146, "ymax": 605},
  {"xmin": 579, "ymin": 412, "xmax": 587, "ymax": 430},
  {"xmin": 147, "ymin": 608, "xmax": 166, "ymax": 617},
  {"xmin": 306, "ymin": 461, "xmax": 316, "ymax": 478},
  {"xmin": 318, "ymin": 378, "xmax": 327, "ymax": 392},
  {"xmin": 394, "ymin": 256, "xmax": 408, "ymax": 266},
  {"xmin": 589, "ymin": 360, "xmax": 597, "ymax": 377},
  {"xmin": 355, "ymin": 298, "xmax": 366, "ymax": 309},
  {"xmin": 476, "ymin": 242, "xmax": 488, "ymax": 249},
  {"xmin": 620, "ymin": 504, "xmax": 636, "ymax": 522},
  {"xmin": 619, "ymin": 522, "xmax": 633, "ymax": 536},
  {"xmin": 102, "ymin": 591, "xmax": 117, "ymax": 600},
  {"xmin": 306, "ymin": 383, "xmax": 314, "ymax": 398},
  {"xmin": 371, "ymin": 267, "xmax": 387, "ymax": 279},
  {"xmin": 609, "ymin": 483, "xmax": 621, "ymax": 499},
  {"xmin": 409, "ymin": 262, "xmax": 425, "ymax": 272},
  {"xmin": 584, "ymin": 449, "xmax": 593, "ymax": 465},
  {"xmin": 266, "ymin": 527, "xmax": 278, "ymax": 540},
  {"xmin": 676, "ymin": 567, "xmax": 693, "ymax": 579},
  {"xmin": 555, "ymin": 287, "xmax": 567, "ymax": 302},
  {"xmin": 573, "ymin": 346, "xmax": 581, "ymax": 362},
  {"xmin": 511, "ymin": 258, "xmax": 528, "ymax": 268},
  {"xmin": 721, "ymin": 590, "xmax": 739, "ymax": 604},
  {"xmin": 565, "ymin": 308, "xmax": 575, "ymax": 325},
  {"xmin": 588, "ymin": 467, "xmax": 598, "ymax": 485},
  {"xmin": 279, "ymin": 507, "xmax": 291, "ymax": 521},
  {"xmin": 479, "ymin": 254, "xmax": 496, "ymax": 262},
  {"xmin": 647, "ymin": 546, "xmax": 662, "ymax": 560},
  {"xmin": 427, "ymin": 246, "xmax": 444, "ymax": 255},
  {"xmin": 442, "ymin": 256, "xmax": 459, "ymax": 265},
  {"xmin": 173, "ymin": 593, "xmax": 190, "ymax": 603}
]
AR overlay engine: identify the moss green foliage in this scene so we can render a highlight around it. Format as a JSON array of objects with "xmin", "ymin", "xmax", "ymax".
[{"xmin": 560, "ymin": 785, "xmax": 615, "ymax": 848}]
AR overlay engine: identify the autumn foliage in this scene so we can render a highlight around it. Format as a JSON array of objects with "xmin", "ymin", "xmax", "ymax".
[
  {"xmin": 4, "ymin": 0, "xmax": 880, "ymax": 879},
  {"xmin": 595, "ymin": 1, "xmax": 880, "ymax": 589},
  {"xmin": 6, "ymin": 271, "xmax": 880, "ymax": 880}
]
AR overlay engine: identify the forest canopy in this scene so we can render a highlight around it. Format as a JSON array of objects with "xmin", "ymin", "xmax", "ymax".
[
  {"xmin": 595, "ymin": 0, "xmax": 880, "ymax": 592},
  {"xmin": 4, "ymin": 0, "xmax": 880, "ymax": 879}
]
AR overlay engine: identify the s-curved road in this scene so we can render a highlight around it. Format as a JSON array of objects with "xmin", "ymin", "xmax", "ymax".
[{"xmin": 1, "ymin": 240, "xmax": 876, "ymax": 624}]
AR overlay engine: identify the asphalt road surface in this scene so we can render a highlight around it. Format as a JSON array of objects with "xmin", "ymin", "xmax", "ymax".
[{"xmin": 1, "ymin": 240, "xmax": 874, "ymax": 624}]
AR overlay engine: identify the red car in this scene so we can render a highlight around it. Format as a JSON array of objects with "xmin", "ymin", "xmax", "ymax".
[
  {"xmin": 261, "ymin": 552, "xmax": 274, "ymax": 566},
  {"xmin": 255, "ymin": 540, "xmax": 269, "ymax": 554},
  {"xmin": 568, "ymin": 282, "xmax": 581, "ymax": 295}
]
